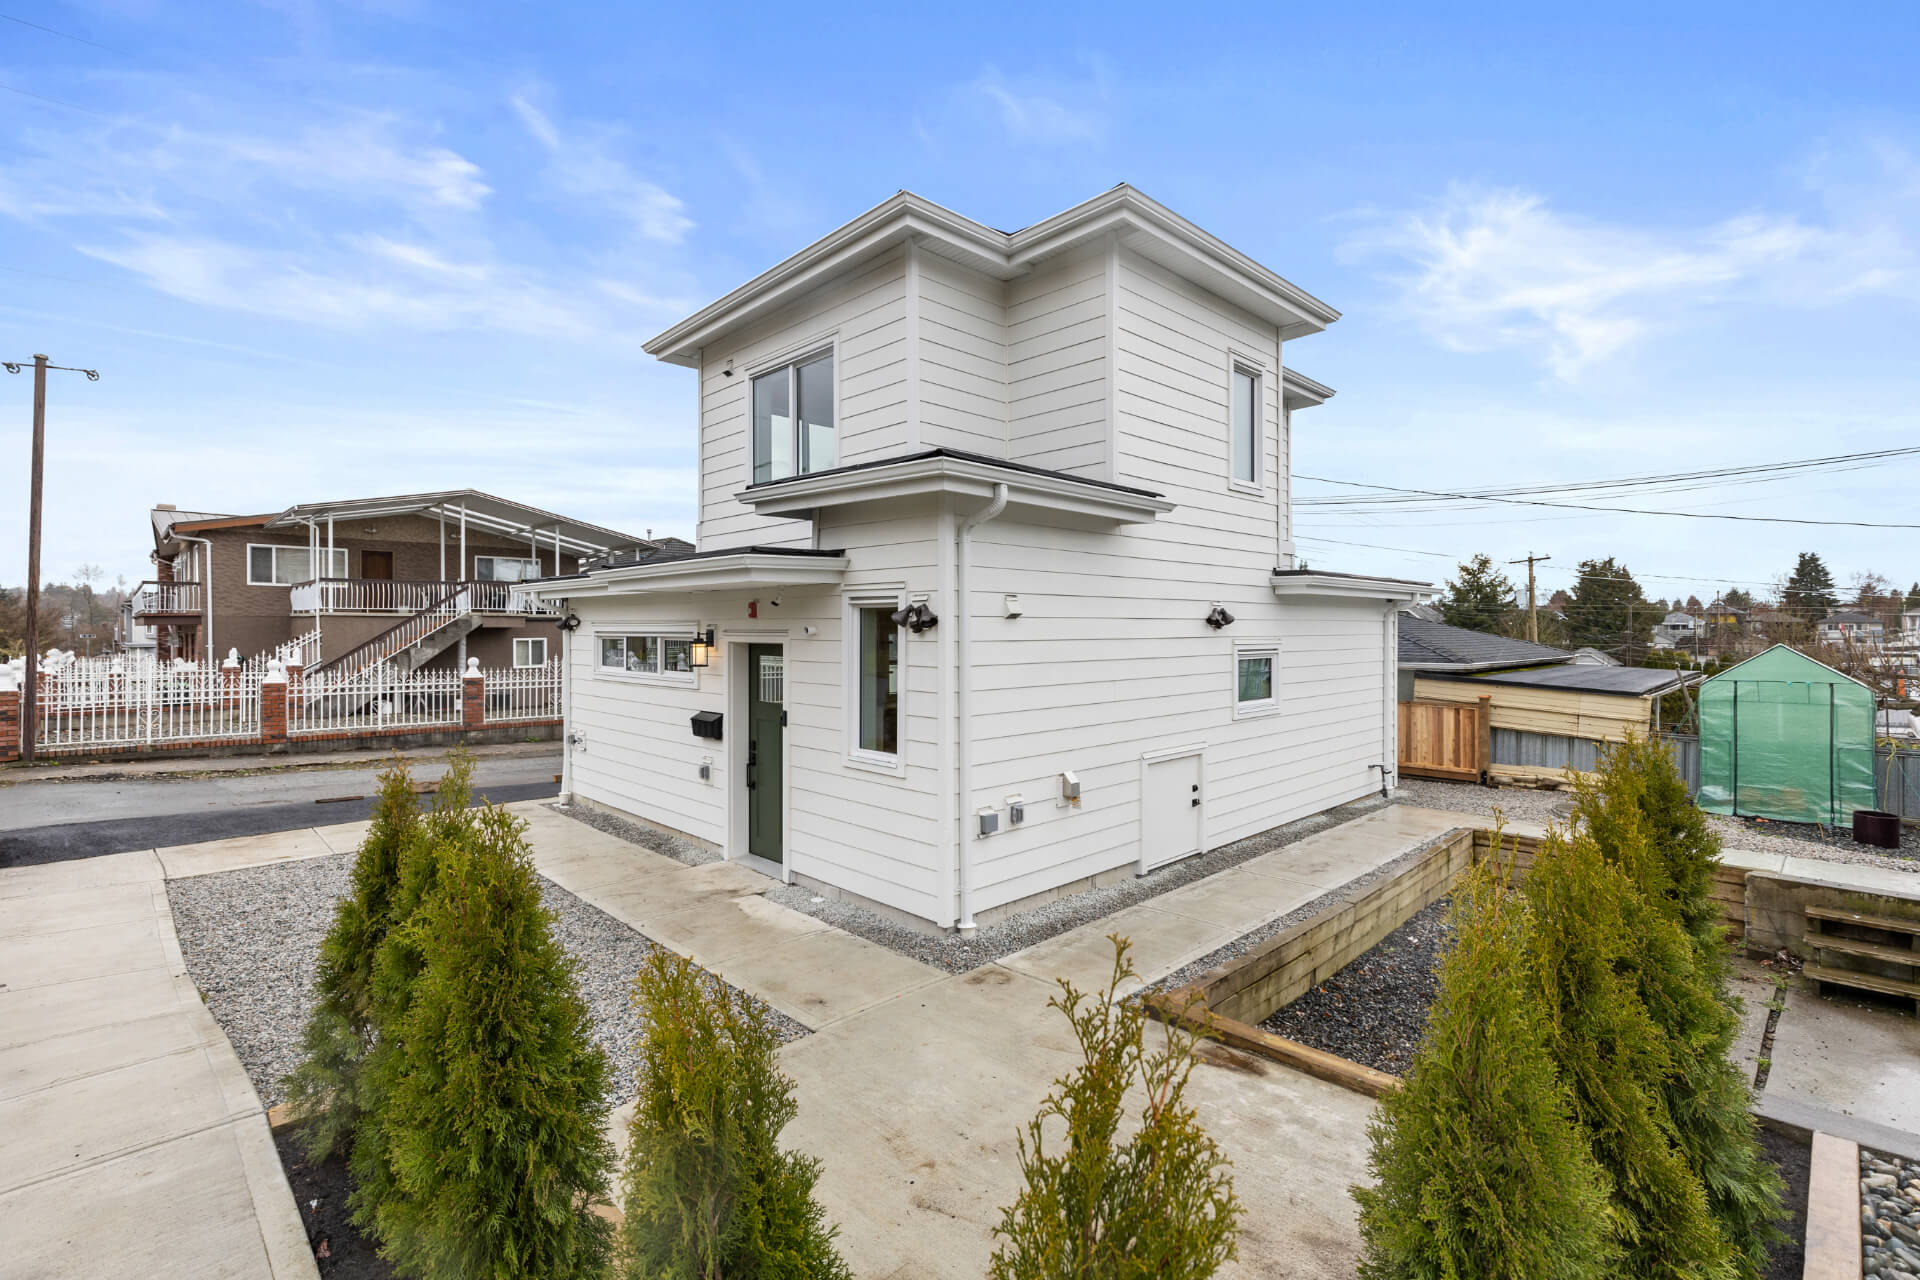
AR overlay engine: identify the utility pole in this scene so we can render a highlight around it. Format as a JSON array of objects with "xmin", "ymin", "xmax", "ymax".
[
  {"xmin": 1508, "ymin": 551, "xmax": 1551, "ymax": 643},
  {"xmin": 7, "ymin": 354, "xmax": 99, "ymax": 763}
]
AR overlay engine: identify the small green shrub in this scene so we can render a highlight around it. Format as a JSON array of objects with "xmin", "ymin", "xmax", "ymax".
[
  {"xmin": 362, "ymin": 801, "xmax": 614, "ymax": 1280},
  {"xmin": 1354, "ymin": 852, "xmax": 1619, "ymax": 1280},
  {"xmin": 988, "ymin": 935, "xmax": 1240, "ymax": 1280},
  {"xmin": 284, "ymin": 755, "xmax": 422, "ymax": 1159},
  {"xmin": 619, "ymin": 949, "xmax": 850, "ymax": 1280}
]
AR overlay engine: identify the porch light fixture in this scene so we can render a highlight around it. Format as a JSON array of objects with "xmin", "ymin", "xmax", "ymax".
[
  {"xmin": 1205, "ymin": 604, "xmax": 1236, "ymax": 630},
  {"xmin": 689, "ymin": 627, "xmax": 716, "ymax": 667}
]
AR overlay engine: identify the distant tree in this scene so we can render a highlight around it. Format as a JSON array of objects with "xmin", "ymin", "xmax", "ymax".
[
  {"xmin": 1547, "ymin": 589, "xmax": 1572, "ymax": 611},
  {"xmin": 1649, "ymin": 597, "xmax": 1671, "ymax": 614},
  {"xmin": 1440, "ymin": 554, "xmax": 1515, "ymax": 633},
  {"xmin": 1908, "ymin": 582, "xmax": 1920, "ymax": 609},
  {"xmin": 1718, "ymin": 588, "xmax": 1751, "ymax": 610},
  {"xmin": 1782, "ymin": 553, "xmax": 1838, "ymax": 619},
  {"xmin": 1566, "ymin": 558, "xmax": 1652, "ymax": 657},
  {"xmin": 1685, "ymin": 594, "xmax": 1705, "ymax": 611}
]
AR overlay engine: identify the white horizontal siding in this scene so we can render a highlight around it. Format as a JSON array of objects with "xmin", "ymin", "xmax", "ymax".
[
  {"xmin": 1005, "ymin": 244, "xmax": 1109, "ymax": 479},
  {"xmin": 698, "ymin": 246, "xmax": 910, "ymax": 552},
  {"xmin": 915, "ymin": 251, "xmax": 1006, "ymax": 457}
]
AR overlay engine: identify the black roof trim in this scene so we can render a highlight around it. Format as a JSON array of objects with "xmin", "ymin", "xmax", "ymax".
[{"xmin": 743, "ymin": 447, "xmax": 1164, "ymax": 500}]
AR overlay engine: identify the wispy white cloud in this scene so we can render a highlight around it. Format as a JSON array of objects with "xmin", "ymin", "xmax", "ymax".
[
  {"xmin": 1345, "ymin": 148, "xmax": 1920, "ymax": 378},
  {"xmin": 966, "ymin": 60, "xmax": 1110, "ymax": 146},
  {"xmin": 510, "ymin": 88, "xmax": 692, "ymax": 244}
]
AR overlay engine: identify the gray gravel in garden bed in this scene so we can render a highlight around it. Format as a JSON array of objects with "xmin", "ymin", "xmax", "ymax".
[
  {"xmin": 167, "ymin": 854, "xmax": 803, "ymax": 1110},
  {"xmin": 756, "ymin": 793, "xmax": 1396, "ymax": 974},
  {"xmin": 548, "ymin": 801, "xmax": 721, "ymax": 866},
  {"xmin": 1392, "ymin": 776, "xmax": 1919, "ymax": 874}
]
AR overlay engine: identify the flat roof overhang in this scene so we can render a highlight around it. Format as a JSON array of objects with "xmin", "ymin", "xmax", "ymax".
[
  {"xmin": 1271, "ymin": 568, "xmax": 1432, "ymax": 604},
  {"xmin": 260, "ymin": 490, "xmax": 649, "ymax": 560},
  {"xmin": 516, "ymin": 549, "xmax": 848, "ymax": 602},
  {"xmin": 738, "ymin": 450, "xmax": 1175, "ymax": 528}
]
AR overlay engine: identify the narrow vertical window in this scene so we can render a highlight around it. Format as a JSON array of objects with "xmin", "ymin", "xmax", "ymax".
[
  {"xmin": 751, "ymin": 367, "xmax": 792, "ymax": 484},
  {"xmin": 1231, "ymin": 367, "xmax": 1259, "ymax": 485},
  {"xmin": 796, "ymin": 354, "xmax": 836, "ymax": 473},
  {"xmin": 856, "ymin": 606, "xmax": 899, "ymax": 756}
]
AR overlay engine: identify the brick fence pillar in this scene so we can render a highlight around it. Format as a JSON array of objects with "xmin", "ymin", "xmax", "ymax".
[
  {"xmin": 462, "ymin": 657, "xmax": 485, "ymax": 731},
  {"xmin": 0, "ymin": 673, "xmax": 19, "ymax": 763},
  {"xmin": 261, "ymin": 661, "xmax": 288, "ymax": 746}
]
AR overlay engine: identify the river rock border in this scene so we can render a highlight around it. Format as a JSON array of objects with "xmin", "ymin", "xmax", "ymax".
[{"xmin": 1864, "ymin": 1146, "xmax": 1920, "ymax": 1278}]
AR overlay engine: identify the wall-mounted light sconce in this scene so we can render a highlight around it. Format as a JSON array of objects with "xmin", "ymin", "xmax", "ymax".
[
  {"xmin": 889, "ymin": 602, "xmax": 939, "ymax": 633},
  {"xmin": 689, "ymin": 626, "xmax": 716, "ymax": 667},
  {"xmin": 1205, "ymin": 604, "xmax": 1236, "ymax": 630}
]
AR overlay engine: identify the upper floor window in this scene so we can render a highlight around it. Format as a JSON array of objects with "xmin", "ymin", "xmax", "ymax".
[
  {"xmin": 1230, "ymin": 366, "xmax": 1260, "ymax": 486},
  {"xmin": 474, "ymin": 556, "xmax": 542, "ymax": 583},
  {"xmin": 751, "ymin": 352, "xmax": 835, "ymax": 484},
  {"xmin": 248, "ymin": 544, "xmax": 348, "ymax": 586}
]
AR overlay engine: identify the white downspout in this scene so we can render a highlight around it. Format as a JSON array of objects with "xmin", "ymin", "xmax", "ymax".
[
  {"xmin": 175, "ymin": 534, "xmax": 213, "ymax": 660},
  {"xmin": 954, "ymin": 481, "xmax": 1010, "ymax": 934}
]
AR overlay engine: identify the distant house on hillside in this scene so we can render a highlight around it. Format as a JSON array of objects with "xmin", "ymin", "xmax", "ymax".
[
  {"xmin": 1702, "ymin": 599, "xmax": 1748, "ymax": 628},
  {"xmin": 1815, "ymin": 610, "xmax": 1884, "ymax": 645},
  {"xmin": 1651, "ymin": 610, "xmax": 1699, "ymax": 650}
]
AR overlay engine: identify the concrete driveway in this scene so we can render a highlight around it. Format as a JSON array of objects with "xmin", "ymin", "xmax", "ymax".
[{"xmin": 0, "ymin": 850, "xmax": 315, "ymax": 1280}]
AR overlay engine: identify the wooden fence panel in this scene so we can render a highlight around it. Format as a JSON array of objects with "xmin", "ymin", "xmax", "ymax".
[{"xmin": 1398, "ymin": 696, "xmax": 1489, "ymax": 782}]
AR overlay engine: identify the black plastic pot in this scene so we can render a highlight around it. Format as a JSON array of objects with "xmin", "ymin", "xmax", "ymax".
[{"xmin": 1852, "ymin": 809, "xmax": 1901, "ymax": 849}]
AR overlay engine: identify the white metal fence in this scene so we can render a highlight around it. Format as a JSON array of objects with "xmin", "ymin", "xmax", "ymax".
[
  {"xmin": 481, "ymin": 661, "xmax": 563, "ymax": 723},
  {"xmin": 289, "ymin": 666, "xmax": 465, "ymax": 737},
  {"xmin": 36, "ymin": 660, "xmax": 261, "ymax": 752}
]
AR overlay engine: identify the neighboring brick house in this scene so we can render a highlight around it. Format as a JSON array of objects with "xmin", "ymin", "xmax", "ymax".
[{"xmin": 132, "ymin": 490, "xmax": 663, "ymax": 673}]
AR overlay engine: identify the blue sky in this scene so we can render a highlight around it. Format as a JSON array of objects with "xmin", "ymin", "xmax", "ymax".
[{"xmin": 3, "ymin": 0, "xmax": 1917, "ymax": 607}]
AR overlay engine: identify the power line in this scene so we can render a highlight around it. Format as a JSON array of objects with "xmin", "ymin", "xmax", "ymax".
[
  {"xmin": 0, "ymin": 81, "xmax": 111, "ymax": 118},
  {"xmin": 1293, "ymin": 473, "xmax": 1920, "ymax": 528},
  {"xmin": 2, "ymin": 13, "xmax": 123, "ymax": 53}
]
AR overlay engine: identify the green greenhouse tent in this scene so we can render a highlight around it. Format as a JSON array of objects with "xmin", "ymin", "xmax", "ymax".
[{"xmin": 1697, "ymin": 644, "xmax": 1877, "ymax": 826}]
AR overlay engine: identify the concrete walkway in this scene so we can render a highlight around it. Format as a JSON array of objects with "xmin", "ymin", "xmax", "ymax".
[
  {"xmin": 0, "ymin": 851, "xmax": 316, "ymax": 1280},
  {"xmin": 512, "ymin": 799, "xmax": 1470, "ymax": 1279}
]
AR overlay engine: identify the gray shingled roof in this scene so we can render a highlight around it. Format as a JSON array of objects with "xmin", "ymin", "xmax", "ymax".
[{"xmin": 1398, "ymin": 613, "xmax": 1571, "ymax": 672}]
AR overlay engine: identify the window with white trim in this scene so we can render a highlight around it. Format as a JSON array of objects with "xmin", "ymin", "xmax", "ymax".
[
  {"xmin": 751, "ymin": 351, "xmax": 835, "ymax": 483},
  {"xmin": 474, "ymin": 556, "xmax": 542, "ymax": 582},
  {"xmin": 1229, "ymin": 365, "xmax": 1261, "ymax": 486},
  {"xmin": 1233, "ymin": 642, "xmax": 1278, "ymax": 717},
  {"xmin": 248, "ymin": 544, "xmax": 348, "ymax": 586},
  {"xmin": 512, "ymin": 637, "xmax": 547, "ymax": 667},
  {"xmin": 844, "ymin": 592, "xmax": 904, "ymax": 769},
  {"xmin": 597, "ymin": 633, "xmax": 696, "ymax": 682}
]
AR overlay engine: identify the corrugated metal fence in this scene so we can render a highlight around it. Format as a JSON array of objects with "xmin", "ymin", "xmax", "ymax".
[{"xmin": 1561, "ymin": 730, "xmax": 1915, "ymax": 818}]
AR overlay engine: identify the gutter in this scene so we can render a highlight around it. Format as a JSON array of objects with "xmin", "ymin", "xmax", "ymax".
[{"xmin": 953, "ymin": 482, "xmax": 1009, "ymax": 934}]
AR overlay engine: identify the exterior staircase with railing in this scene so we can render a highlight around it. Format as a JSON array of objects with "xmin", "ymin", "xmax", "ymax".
[{"xmin": 301, "ymin": 580, "xmax": 553, "ymax": 680}]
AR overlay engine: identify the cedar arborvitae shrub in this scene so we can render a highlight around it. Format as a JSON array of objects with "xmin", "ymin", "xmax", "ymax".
[
  {"xmin": 1524, "ymin": 826, "xmax": 1742, "ymax": 1280},
  {"xmin": 1571, "ymin": 746, "xmax": 1784, "ymax": 1277},
  {"xmin": 988, "ymin": 935, "xmax": 1241, "ymax": 1280},
  {"xmin": 350, "ymin": 750, "xmax": 482, "ymax": 1232},
  {"xmin": 619, "ymin": 949, "xmax": 850, "ymax": 1280},
  {"xmin": 284, "ymin": 755, "xmax": 423, "ymax": 1159},
  {"xmin": 1353, "ymin": 852, "xmax": 1619, "ymax": 1280},
  {"xmin": 361, "ymin": 800, "xmax": 614, "ymax": 1280}
]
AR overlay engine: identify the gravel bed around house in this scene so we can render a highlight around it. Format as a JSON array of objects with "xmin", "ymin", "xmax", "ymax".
[
  {"xmin": 1392, "ymin": 776, "xmax": 1919, "ymax": 874},
  {"xmin": 1759, "ymin": 1127, "xmax": 1809, "ymax": 1280},
  {"xmin": 548, "ymin": 800, "xmax": 722, "ymax": 866},
  {"xmin": 1255, "ymin": 895, "xmax": 1453, "ymax": 1075},
  {"xmin": 754, "ymin": 793, "xmax": 1396, "ymax": 974},
  {"xmin": 1862, "ymin": 1147, "xmax": 1920, "ymax": 1278},
  {"xmin": 167, "ymin": 854, "xmax": 804, "ymax": 1110}
]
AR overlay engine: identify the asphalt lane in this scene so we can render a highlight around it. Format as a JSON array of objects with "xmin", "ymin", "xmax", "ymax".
[{"xmin": 0, "ymin": 775, "xmax": 561, "ymax": 868}]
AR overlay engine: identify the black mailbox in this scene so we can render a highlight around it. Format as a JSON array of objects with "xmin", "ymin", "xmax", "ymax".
[{"xmin": 690, "ymin": 711, "xmax": 723, "ymax": 741}]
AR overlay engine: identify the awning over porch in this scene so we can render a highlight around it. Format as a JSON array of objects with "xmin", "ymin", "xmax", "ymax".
[{"xmin": 516, "ymin": 546, "xmax": 847, "ymax": 600}]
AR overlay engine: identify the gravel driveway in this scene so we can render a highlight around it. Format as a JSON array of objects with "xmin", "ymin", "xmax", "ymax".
[{"xmin": 167, "ymin": 853, "xmax": 805, "ymax": 1109}]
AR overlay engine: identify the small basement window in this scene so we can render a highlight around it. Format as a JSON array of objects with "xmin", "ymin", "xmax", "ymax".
[
  {"xmin": 597, "ymin": 633, "xmax": 697, "ymax": 683},
  {"xmin": 1234, "ymin": 643, "xmax": 1278, "ymax": 717},
  {"xmin": 512, "ymin": 636, "xmax": 547, "ymax": 667}
]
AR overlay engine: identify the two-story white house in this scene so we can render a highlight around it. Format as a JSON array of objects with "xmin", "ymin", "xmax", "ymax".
[{"xmin": 525, "ymin": 187, "xmax": 1428, "ymax": 933}]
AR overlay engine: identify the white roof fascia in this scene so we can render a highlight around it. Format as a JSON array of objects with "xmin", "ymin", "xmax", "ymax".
[
  {"xmin": 1272, "ymin": 571, "xmax": 1432, "ymax": 603},
  {"xmin": 644, "ymin": 186, "xmax": 1339, "ymax": 365},
  {"xmin": 517, "ymin": 553, "xmax": 848, "ymax": 601},
  {"xmin": 736, "ymin": 455, "xmax": 1176, "ymax": 526},
  {"xmin": 1281, "ymin": 368, "xmax": 1336, "ymax": 409}
]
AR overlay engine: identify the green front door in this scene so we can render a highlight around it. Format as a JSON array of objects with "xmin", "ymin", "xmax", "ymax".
[{"xmin": 745, "ymin": 644, "xmax": 784, "ymax": 862}]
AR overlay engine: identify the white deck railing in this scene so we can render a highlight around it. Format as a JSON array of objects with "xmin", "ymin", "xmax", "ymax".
[
  {"xmin": 130, "ymin": 580, "xmax": 202, "ymax": 616},
  {"xmin": 289, "ymin": 578, "xmax": 558, "ymax": 616}
]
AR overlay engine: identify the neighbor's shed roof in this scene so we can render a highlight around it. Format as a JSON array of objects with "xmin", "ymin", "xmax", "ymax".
[
  {"xmin": 1466, "ymin": 664, "xmax": 1702, "ymax": 697},
  {"xmin": 1397, "ymin": 613, "xmax": 1571, "ymax": 673}
]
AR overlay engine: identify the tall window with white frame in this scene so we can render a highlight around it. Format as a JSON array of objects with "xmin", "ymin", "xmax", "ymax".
[
  {"xmin": 1230, "ymin": 365, "xmax": 1260, "ymax": 486},
  {"xmin": 855, "ymin": 605, "xmax": 899, "ymax": 758},
  {"xmin": 751, "ymin": 352, "xmax": 835, "ymax": 483}
]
